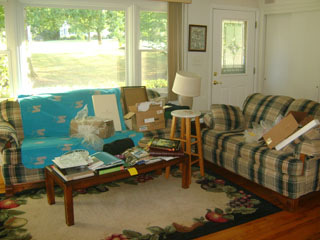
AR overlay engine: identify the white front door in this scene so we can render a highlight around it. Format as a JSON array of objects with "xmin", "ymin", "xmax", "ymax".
[{"xmin": 211, "ymin": 9, "xmax": 256, "ymax": 108}]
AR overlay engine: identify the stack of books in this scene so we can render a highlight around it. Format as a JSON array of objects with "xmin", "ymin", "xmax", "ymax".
[
  {"xmin": 148, "ymin": 137, "xmax": 184, "ymax": 157},
  {"xmin": 89, "ymin": 152, "xmax": 125, "ymax": 175},
  {"xmin": 51, "ymin": 151, "xmax": 125, "ymax": 181},
  {"xmin": 50, "ymin": 165, "xmax": 95, "ymax": 181}
]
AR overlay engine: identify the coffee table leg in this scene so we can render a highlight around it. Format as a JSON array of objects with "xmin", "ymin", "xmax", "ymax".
[
  {"xmin": 45, "ymin": 168, "xmax": 55, "ymax": 205},
  {"xmin": 64, "ymin": 185, "xmax": 74, "ymax": 226},
  {"xmin": 181, "ymin": 157, "xmax": 190, "ymax": 189}
]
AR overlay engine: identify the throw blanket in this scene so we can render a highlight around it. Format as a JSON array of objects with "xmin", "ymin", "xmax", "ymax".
[{"xmin": 18, "ymin": 88, "xmax": 143, "ymax": 169}]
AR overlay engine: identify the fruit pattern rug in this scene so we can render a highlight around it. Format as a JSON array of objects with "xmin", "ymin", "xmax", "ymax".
[{"xmin": 0, "ymin": 168, "xmax": 281, "ymax": 240}]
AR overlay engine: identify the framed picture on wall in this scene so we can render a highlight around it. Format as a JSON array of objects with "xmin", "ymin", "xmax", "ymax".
[{"xmin": 188, "ymin": 24, "xmax": 207, "ymax": 52}]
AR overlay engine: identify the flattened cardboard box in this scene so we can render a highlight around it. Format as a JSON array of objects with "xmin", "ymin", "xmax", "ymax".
[
  {"xmin": 70, "ymin": 118, "xmax": 115, "ymax": 138},
  {"xmin": 125, "ymin": 104, "xmax": 165, "ymax": 132},
  {"xmin": 262, "ymin": 111, "xmax": 313, "ymax": 149}
]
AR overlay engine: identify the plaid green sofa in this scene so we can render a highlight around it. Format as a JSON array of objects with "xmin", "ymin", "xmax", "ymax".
[
  {"xmin": 202, "ymin": 93, "xmax": 320, "ymax": 203},
  {"xmin": 0, "ymin": 90, "xmax": 174, "ymax": 195}
]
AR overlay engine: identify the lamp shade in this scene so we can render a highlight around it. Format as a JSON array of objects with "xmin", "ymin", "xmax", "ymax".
[{"xmin": 172, "ymin": 71, "xmax": 201, "ymax": 97}]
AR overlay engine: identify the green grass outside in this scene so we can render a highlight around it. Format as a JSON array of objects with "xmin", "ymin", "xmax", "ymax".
[{"xmin": 29, "ymin": 41, "xmax": 168, "ymax": 89}]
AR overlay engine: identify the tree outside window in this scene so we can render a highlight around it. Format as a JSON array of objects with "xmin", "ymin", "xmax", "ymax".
[{"xmin": 0, "ymin": 5, "xmax": 10, "ymax": 98}]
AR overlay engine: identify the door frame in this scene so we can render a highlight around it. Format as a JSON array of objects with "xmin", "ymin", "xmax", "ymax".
[{"xmin": 208, "ymin": 5, "xmax": 260, "ymax": 109}]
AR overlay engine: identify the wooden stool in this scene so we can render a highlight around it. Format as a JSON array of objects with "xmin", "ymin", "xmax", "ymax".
[{"xmin": 165, "ymin": 110, "xmax": 205, "ymax": 181}]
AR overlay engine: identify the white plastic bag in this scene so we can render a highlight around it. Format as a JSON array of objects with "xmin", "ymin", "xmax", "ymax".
[
  {"xmin": 244, "ymin": 115, "xmax": 283, "ymax": 143},
  {"xmin": 71, "ymin": 105, "xmax": 104, "ymax": 151}
]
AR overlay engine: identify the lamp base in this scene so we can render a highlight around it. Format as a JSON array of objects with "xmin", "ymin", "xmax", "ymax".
[{"xmin": 178, "ymin": 95, "xmax": 193, "ymax": 109}]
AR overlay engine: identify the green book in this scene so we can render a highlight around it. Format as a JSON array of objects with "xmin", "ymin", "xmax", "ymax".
[
  {"xmin": 149, "ymin": 137, "xmax": 181, "ymax": 151},
  {"xmin": 90, "ymin": 152, "xmax": 124, "ymax": 170},
  {"xmin": 98, "ymin": 165, "xmax": 125, "ymax": 175}
]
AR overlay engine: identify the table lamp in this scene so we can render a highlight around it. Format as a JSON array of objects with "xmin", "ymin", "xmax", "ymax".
[{"xmin": 172, "ymin": 71, "xmax": 201, "ymax": 109}]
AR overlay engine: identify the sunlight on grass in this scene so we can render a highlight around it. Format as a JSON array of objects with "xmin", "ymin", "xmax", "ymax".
[{"xmin": 28, "ymin": 40, "xmax": 167, "ymax": 91}]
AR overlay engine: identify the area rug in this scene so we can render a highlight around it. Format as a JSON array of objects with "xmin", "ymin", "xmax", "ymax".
[{"xmin": 0, "ymin": 168, "xmax": 281, "ymax": 240}]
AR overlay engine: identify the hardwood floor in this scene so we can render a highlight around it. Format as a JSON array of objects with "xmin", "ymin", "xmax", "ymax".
[{"xmin": 197, "ymin": 162, "xmax": 320, "ymax": 240}]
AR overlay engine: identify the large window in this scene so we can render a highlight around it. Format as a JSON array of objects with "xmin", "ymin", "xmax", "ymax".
[
  {"xmin": 25, "ymin": 7, "xmax": 126, "ymax": 93},
  {"xmin": 16, "ymin": 3, "xmax": 168, "ymax": 95},
  {"xmin": 0, "ymin": 5, "xmax": 10, "ymax": 98},
  {"xmin": 140, "ymin": 11, "xmax": 168, "ymax": 94}
]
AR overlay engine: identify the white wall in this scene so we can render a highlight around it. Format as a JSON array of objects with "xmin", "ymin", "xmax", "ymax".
[
  {"xmin": 259, "ymin": 0, "xmax": 320, "ymax": 101},
  {"xmin": 184, "ymin": 0, "xmax": 259, "ymax": 111}
]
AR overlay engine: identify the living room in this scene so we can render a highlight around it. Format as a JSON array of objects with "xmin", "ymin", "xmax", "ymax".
[{"xmin": 0, "ymin": 0, "xmax": 319, "ymax": 239}]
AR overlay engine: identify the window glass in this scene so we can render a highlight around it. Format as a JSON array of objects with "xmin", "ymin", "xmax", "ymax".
[
  {"xmin": 140, "ymin": 11, "xmax": 167, "ymax": 94},
  {"xmin": 221, "ymin": 20, "xmax": 247, "ymax": 74},
  {"xmin": 0, "ymin": 5, "xmax": 9, "ymax": 98},
  {"xmin": 25, "ymin": 7, "xmax": 126, "ymax": 93}
]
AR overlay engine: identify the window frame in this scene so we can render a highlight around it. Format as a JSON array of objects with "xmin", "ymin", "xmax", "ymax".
[
  {"xmin": 5, "ymin": 0, "xmax": 167, "ymax": 97},
  {"xmin": 0, "ymin": 2, "xmax": 14, "ymax": 98}
]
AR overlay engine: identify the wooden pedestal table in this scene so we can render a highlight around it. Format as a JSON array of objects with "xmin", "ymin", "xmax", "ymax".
[{"xmin": 45, "ymin": 156, "xmax": 189, "ymax": 226}]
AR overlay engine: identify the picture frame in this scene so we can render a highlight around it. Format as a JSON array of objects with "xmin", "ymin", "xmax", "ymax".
[{"xmin": 188, "ymin": 24, "xmax": 207, "ymax": 52}]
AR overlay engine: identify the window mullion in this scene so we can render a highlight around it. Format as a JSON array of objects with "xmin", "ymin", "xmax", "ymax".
[{"xmin": 127, "ymin": 4, "xmax": 141, "ymax": 87}]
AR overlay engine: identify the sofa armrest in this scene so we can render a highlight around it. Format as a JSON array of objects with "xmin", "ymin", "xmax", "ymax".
[
  {"xmin": 295, "ymin": 140, "xmax": 320, "ymax": 156},
  {"xmin": 0, "ymin": 121, "xmax": 20, "ymax": 152},
  {"xmin": 203, "ymin": 104, "xmax": 245, "ymax": 131}
]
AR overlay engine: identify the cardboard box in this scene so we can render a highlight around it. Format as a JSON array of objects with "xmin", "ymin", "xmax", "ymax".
[
  {"xmin": 262, "ymin": 111, "xmax": 313, "ymax": 149},
  {"xmin": 121, "ymin": 86, "xmax": 148, "ymax": 114},
  {"xmin": 124, "ymin": 103, "xmax": 165, "ymax": 132},
  {"xmin": 70, "ymin": 118, "xmax": 115, "ymax": 138}
]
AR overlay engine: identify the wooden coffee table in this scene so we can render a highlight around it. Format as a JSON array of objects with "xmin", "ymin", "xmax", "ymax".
[{"xmin": 45, "ymin": 156, "xmax": 189, "ymax": 226}]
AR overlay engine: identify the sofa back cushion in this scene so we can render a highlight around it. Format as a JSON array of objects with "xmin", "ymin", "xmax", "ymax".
[
  {"xmin": 286, "ymin": 98, "xmax": 320, "ymax": 120},
  {"xmin": 242, "ymin": 93, "xmax": 294, "ymax": 128},
  {"xmin": 204, "ymin": 104, "xmax": 245, "ymax": 131}
]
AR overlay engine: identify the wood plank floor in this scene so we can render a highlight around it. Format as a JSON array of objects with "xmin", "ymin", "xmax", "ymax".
[
  {"xmin": 0, "ymin": 167, "xmax": 5, "ymax": 194},
  {"xmin": 197, "ymin": 163, "xmax": 320, "ymax": 240}
]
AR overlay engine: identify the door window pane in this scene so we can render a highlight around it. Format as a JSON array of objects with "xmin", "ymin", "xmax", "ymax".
[
  {"xmin": 140, "ymin": 11, "xmax": 168, "ymax": 94},
  {"xmin": 221, "ymin": 20, "xmax": 247, "ymax": 74},
  {"xmin": 25, "ymin": 7, "xmax": 126, "ymax": 93}
]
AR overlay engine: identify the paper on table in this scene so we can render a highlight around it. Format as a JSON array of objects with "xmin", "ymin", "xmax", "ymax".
[{"xmin": 52, "ymin": 156, "xmax": 88, "ymax": 169}]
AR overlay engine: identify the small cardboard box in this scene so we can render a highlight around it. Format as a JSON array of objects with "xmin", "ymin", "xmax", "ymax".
[
  {"xmin": 70, "ymin": 118, "xmax": 115, "ymax": 138},
  {"xmin": 262, "ymin": 111, "xmax": 313, "ymax": 149},
  {"xmin": 124, "ymin": 103, "xmax": 165, "ymax": 132}
]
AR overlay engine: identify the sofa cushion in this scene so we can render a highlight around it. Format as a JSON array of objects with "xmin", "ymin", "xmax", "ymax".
[
  {"xmin": 20, "ymin": 130, "xmax": 143, "ymax": 169},
  {"xmin": 242, "ymin": 93, "xmax": 294, "ymax": 128},
  {"xmin": 286, "ymin": 99, "xmax": 320, "ymax": 120},
  {"xmin": 203, "ymin": 104, "xmax": 245, "ymax": 131},
  {"xmin": 202, "ymin": 128, "xmax": 304, "ymax": 176}
]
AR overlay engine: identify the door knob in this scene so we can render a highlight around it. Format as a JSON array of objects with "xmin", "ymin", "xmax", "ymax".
[{"xmin": 213, "ymin": 80, "xmax": 222, "ymax": 85}]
